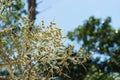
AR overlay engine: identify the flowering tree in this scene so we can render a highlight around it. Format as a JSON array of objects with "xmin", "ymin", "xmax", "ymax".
[{"xmin": 0, "ymin": 0, "xmax": 89, "ymax": 79}]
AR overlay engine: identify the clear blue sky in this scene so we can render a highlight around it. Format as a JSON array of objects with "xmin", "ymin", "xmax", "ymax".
[{"xmin": 34, "ymin": 0, "xmax": 120, "ymax": 35}]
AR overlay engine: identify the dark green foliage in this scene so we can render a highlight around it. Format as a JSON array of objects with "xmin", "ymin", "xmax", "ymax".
[{"xmin": 67, "ymin": 16, "xmax": 120, "ymax": 79}]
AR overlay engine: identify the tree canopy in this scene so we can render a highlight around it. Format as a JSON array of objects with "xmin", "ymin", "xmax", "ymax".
[{"xmin": 67, "ymin": 16, "xmax": 120, "ymax": 79}]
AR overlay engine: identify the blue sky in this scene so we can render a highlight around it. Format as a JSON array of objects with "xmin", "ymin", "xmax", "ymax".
[
  {"xmin": 25, "ymin": 0, "xmax": 120, "ymax": 46},
  {"xmin": 34, "ymin": 0, "xmax": 120, "ymax": 35},
  {"xmin": 25, "ymin": 0, "xmax": 120, "ymax": 60}
]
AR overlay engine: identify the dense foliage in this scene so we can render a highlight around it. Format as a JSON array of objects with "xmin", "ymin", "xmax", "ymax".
[
  {"xmin": 67, "ymin": 16, "xmax": 120, "ymax": 80},
  {"xmin": 0, "ymin": 0, "xmax": 88, "ymax": 79}
]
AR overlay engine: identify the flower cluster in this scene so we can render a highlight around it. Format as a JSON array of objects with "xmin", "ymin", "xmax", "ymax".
[{"xmin": 0, "ymin": 0, "xmax": 89, "ymax": 79}]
